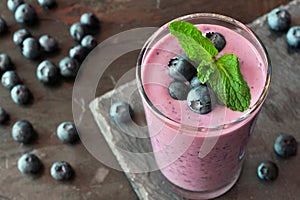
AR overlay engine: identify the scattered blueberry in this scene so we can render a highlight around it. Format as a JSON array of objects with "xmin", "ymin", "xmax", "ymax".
[
  {"xmin": 0, "ymin": 17, "xmax": 8, "ymax": 35},
  {"xmin": 38, "ymin": 35, "xmax": 58, "ymax": 53},
  {"xmin": 81, "ymin": 35, "xmax": 97, "ymax": 50},
  {"xmin": 257, "ymin": 160, "xmax": 279, "ymax": 181},
  {"xmin": 109, "ymin": 101, "xmax": 133, "ymax": 123},
  {"xmin": 10, "ymin": 84, "xmax": 32, "ymax": 105},
  {"xmin": 267, "ymin": 8, "xmax": 291, "ymax": 31},
  {"xmin": 56, "ymin": 121, "xmax": 79, "ymax": 144},
  {"xmin": 0, "ymin": 107, "xmax": 9, "ymax": 124},
  {"xmin": 12, "ymin": 120, "xmax": 36, "ymax": 144},
  {"xmin": 7, "ymin": 0, "xmax": 24, "ymax": 13},
  {"xmin": 80, "ymin": 13, "xmax": 100, "ymax": 31},
  {"xmin": 13, "ymin": 28, "xmax": 31, "ymax": 46},
  {"xmin": 286, "ymin": 26, "xmax": 300, "ymax": 48},
  {"xmin": 274, "ymin": 133, "xmax": 298, "ymax": 158},
  {"xmin": 69, "ymin": 45, "xmax": 88, "ymax": 63},
  {"xmin": 22, "ymin": 37, "xmax": 41, "ymax": 59},
  {"xmin": 168, "ymin": 81, "xmax": 189, "ymax": 100},
  {"xmin": 205, "ymin": 32, "xmax": 226, "ymax": 52},
  {"xmin": 187, "ymin": 85, "xmax": 212, "ymax": 114},
  {"xmin": 0, "ymin": 53, "xmax": 13, "ymax": 72},
  {"xmin": 37, "ymin": 0, "xmax": 56, "ymax": 9},
  {"xmin": 14, "ymin": 3, "xmax": 38, "ymax": 25},
  {"xmin": 1, "ymin": 70, "xmax": 21, "ymax": 90},
  {"xmin": 18, "ymin": 153, "xmax": 42, "ymax": 175},
  {"xmin": 168, "ymin": 55, "xmax": 196, "ymax": 82},
  {"xmin": 50, "ymin": 161, "xmax": 75, "ymax": 181},
  {"xmin": 189, "ymin": 76, "xmax": 203, "ymax": 89},
  {"xmin": 70, "ymin": 22, "xmax": 88, "ymax": 42},
  {"xmin": 58, "ymin": 57, "xmax": 80, "ymax": 78},
  {"xmin": 36, "ymin": 60, "xmax": 59, "ymax": 85}
]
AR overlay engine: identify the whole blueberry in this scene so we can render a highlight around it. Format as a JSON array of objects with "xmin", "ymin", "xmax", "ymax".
[
  {"xmin": 0, "ymin": 17, "xmax": 8, "ymax": 35},
  {"xmin": 109, "ymin": 101, "xmax": 133, "ymax": 123},
  {"xmin": 69, "ymin": 45, "xmax": 88, "ymax": 63},
  {"xmin": 56, "ymin": 121, "xmax": 79, "ymax": 144},
  {"xmin": 0, "ymin": 53, "xmax": 13, "ymax": 72},
  {"xmin": 1, "ymin": 70, "xmax": 21, "ymax": 90},
  {"xmin": 58, "ymin": 57, "xmax": 80, "ymax": 78},
  {"xmin": 286, "ymin": 26, "xmax": 300, "ymax": 48},
  {"xmin": 18, "ymin": 153, "xmax": 42, "ymax": 175},
  {"xmin": 267, "ymin": 8, "xmax": 291, "ymax": 31},
  {"xmin": 187, "ymin": 85, "xmax": 212, "ymax": 114},
  {"xmin": 168, "ymin": 81, "xmax": 189, "ymax": 100},
  {"xmin": 7, "ymin": 0, "xmax": 24, "ymax": 13},
  {"xmin": 14, "ymin": 3, "xmax": 38, "ymax": 25},
  {"xmin": 0, "ymin": 107, "xmax": 9, "ymax": 124},
  {"xmin": 37, "ymin": 0, "xmax": 56, "ymax": 9},
  {"xmin": 274, "ymin": 133, "xmax": 298, "ymax": 158},
  {"xmin": 190, "ymin": 76, "xmax": 203, "ymax": 89},
  {"xmin": 168, "ymin": 55, "xmax": 197, "ymax": 82},
  {"xmin": 10, "ymin": 84, "xmax": 32, "ymax": 105},
  {"xmin": 13, "ymin": 29, "xmax": 31, "ymax": 46},
  {"xmin": 50, "ymin": 161, "xmax": 75, "ymax": 181},
  {"xmin": 12, "ymin": 120, "xmax": 36, "ymax": 144},
  {"xmin": 36, "ymin": 60, "xmax": 59, "ymax": 85},
  {"xmin": 257, "ymin": 161, "xmax": 279, "ymax": 181},
  {"xmin": 38, "ymin": 35, "xmax": 58, "ymax": 53},
  {"xmin": 70, "ymin": 22, "xmax": 88, "ymax": 42},
  {"xmin": 205, "ymin": 32, "xmax": 226, "ymax": 52},
  {"xmin": 81, "ymin": 35, "xmax": 97, "ymax": 50},
  {"xmin": 22, "ymin": 37, "xmax": 41, "ymax": 59},
  {"xmin": 80, "ymin": 13, "xmax": 100, "ymax": 30}
]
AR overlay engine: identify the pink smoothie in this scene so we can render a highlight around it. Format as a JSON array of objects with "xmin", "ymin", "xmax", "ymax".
[{"xmin": 140, "ymin": 24, "xmax": 267, "ymax": 196}]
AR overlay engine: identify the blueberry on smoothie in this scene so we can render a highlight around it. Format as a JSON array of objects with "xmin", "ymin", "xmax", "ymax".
[
  {"xmin": 7, "ymin": 0, "xmax": 24, "ymax": 13},
  {"xmin": 187, "ymin": 85, "xmax": 212, "ymax": 114},
  {"xmin": 58, "ymin": 57, "xmax": 80, "ymax": 78},
  {"xmin": 22, "ymin": 37, "xmax": 41, "ymax": 59},
  {"xmin": 168, "ymin": 81, "xmax": 189, "ymax": 100},
  {"xmin": 12, "ymin": 120, "xmax": 36, "ymax": 144},
  {"xmin": 168, "ymin": 55, "xmax": 196, "ymax": 82},
  {"xmin": 14, "ymin": 3, "xmax": 38, "ymax": 25},
  {"xmin": 0, "ymin": 17, "xmax": 8, "ymax": 35},
  {"xmin": 286, "ymin": 26, "xmax": 300, "ymax": 48},
  {"xmin": 56, "ymin": 121, "xmax": 79, "ymax": 144},
  {"xmin": 18, "ymin": 153, "xmax": 42, "ymax": 175},
  {"xmin": 109, "ymin": 101, "xmax": 133, "ymax": 123},
  {"xmin": 1, "ymin": 70, "xmax": 21, "ymax": 90},
  {"xmin": 189, "ymin": 76, "xmax": 203, "ymax": 89},
  {"xmin": 0, "ymin": 53, "xmax": 13, "ymax": 72},
  {"xmin": 50, "ymin": 161, "xmax": 75, "ymax": 181},
  {"xmin": 257, "ymin": 161, "xmax": 279, "ymax": 181},
  {"xmin": 274, "ymin": 133, "xmax": 298, "ymax": 158},
  {"xmin": 205, "ymin": 32, "xmax": 226, "ymax": 52},
  {"xmin": 267, "ymin": 8, "xmax": 291, "ymax": 31},
  {"xmin": 10, "ymin": 84, "xmax": 32, "ymax": 105},
  {"xmin": 0, "ymin": 107, "xmax": 9, "ymax": 124},
  {"xmin": 13, "ymin": 28, "xmax": 31, "ymax": 46},
  {"xmin": 39, "ymin": 35, "xmax": 58, "ymax": 53},
  {"xmin": 37, "ymin": 60, "xmax": 59, "ymax": 85}
]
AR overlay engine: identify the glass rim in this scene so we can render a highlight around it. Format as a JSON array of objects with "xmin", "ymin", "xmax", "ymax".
[{"xmin": 136, "ymin": 13, "xmax": 272, "ymax": 132}]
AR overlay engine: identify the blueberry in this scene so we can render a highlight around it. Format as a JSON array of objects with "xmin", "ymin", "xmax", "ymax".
[
  {"xmin": 10, "ymin": 84, "xmax": 32, "ymax": 105},
  {"xmin": 7, "ymin": 0, "xmax": 24, "ymax": 13},
  {"xmin": 13, "ymin": 28, "xmax": 31, "ymax": 46},
  {"xmin": 0, "ymin": 17, "xmax": 8, "ymax": 35},
  {"xmin": 38, "ymin": 35, "xmax": 58, "ymax": 53},
  {"xmin": 168, "ymin": 55, "xmax": 197, "ymax": 82},
  {"xmin": 168, "ymin": 81, "xmax": 189, "ymax": 100},
  {"xmin": 37, "ymin": 0, "xmax": 56, "ymax": 9},
  {"xmin": 267, "ymin": 8, "xmax": 291, "ymax": 31},
  {"xmin": 205, "ymin": 32, "xmax": 226, "ymax": 52},
  {"xmin": 12, "ymin": 120, "xmax": 36, "ymax": 144},
  {"xmin": 286, "ymin": 26, "xmax": 300, "ymax": 48},
  {"xmin": 69, "ymin": 45, "xmax": 88, "ymax": 63},
  {"xmin": 257, "ymin": 161, "xmax": 279, "ymax": 181},
  {"xmin": 56, "ymin": 121, "xmax": 79, "ymax": 144},
  {"xmin": 14, "ymin": 3, "xmax": 38, "ymax": 25},
  {"xmin": 50, "ymin": 161, "xmax": 75, "ymax": 181},
  {"xmin": 0, "ymin": 107, "xmax": 9, "ymax": 124},
  {"xmin": 80, "ymin": 13, "xmax": 100, "ymax": 31},
  {"xmin": 1, "ymin": 70, "xmax": 21, "ymax": 90},
  {"xmin": 189, "ymin": 76, "xmax": 203, "ymax": 89},
  {"xmin": 274, "ymin": 133, "xmax": 298, "ymax": 158},
  {"xmin": 36, "ymin": 60, "xmax": 59, "ymax": 85},
  {"xmin": 22, "ymin": 37, "xmax": 41, "ymax": 59},
  {"xmin": 18, "ymin": 153, "xmax": 42, "ymax": 175},
  {"xmin": 58, "ymin": 57, "xmax": 80, "ymax": 78},
  {"xmin": 109, "ymin": 101, "xmax": 133, "ymax": 123},
  {"xmin": 81, "ymin": 35, "xmax": 97, "ymax": 50},
  {"xmin": 69, "ymin": 22, "xmax": 88, "ymax": 42},
  {"xmin": 0, "ymin": 53, "xmax": 13, "ymax": 72},
  {"xmin": 187, "ymin": 85, "xmax": 212, "ymax": 114}
]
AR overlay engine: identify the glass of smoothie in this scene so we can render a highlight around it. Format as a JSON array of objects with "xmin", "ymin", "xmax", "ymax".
[{"xmin": 136, "ymin": 13, "xmax": 271, "ymax": 199}]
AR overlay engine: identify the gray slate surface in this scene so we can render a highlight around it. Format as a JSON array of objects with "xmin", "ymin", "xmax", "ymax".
[{"xmin": 90, "ymin": 0, "xmax": 300, "ymax": 199}]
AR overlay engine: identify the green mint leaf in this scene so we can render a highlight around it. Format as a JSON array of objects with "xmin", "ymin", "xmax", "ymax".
[
  {"xmin": 210, "ymin": 54, "xmax": 251, "ymax": 112},
  {"xmin": 197, "ymin": 60, "xmax": 216, "ymax": 84}
]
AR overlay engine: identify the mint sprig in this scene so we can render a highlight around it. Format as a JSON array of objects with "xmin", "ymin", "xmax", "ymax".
[{"xmin": 169, "ymin": 21, "xmax": 251, "ymax": 112}]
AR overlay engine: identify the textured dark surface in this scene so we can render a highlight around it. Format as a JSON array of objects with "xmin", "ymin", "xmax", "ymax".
[{"xmin": 0, "ymin": 0, "xmax": 296, "ymax": 199}]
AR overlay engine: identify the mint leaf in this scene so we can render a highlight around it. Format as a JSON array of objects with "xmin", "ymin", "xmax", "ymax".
[{"xmin": 197, "ymin": 60, "xmax": 216, "ymax": 84}]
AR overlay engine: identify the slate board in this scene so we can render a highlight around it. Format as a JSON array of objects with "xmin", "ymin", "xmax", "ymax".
[{"xmin": 90, "ymin": 1, "xmax": 300, "ymax": 199}]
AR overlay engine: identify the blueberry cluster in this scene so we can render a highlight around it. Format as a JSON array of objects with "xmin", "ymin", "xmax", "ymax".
[{"xmin": 267, "ymin": 8, "xmax": 300, "ymax": 48}]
